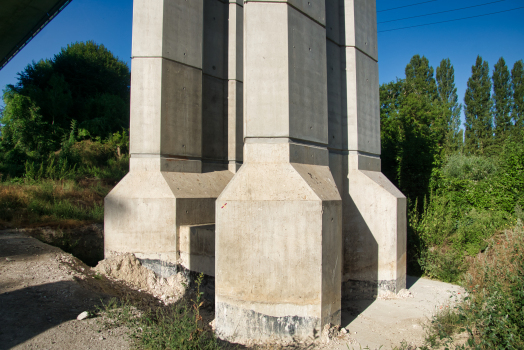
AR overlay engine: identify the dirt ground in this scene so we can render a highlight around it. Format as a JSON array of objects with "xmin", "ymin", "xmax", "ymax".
[
  {"xmin": 0, "ymin": 229, "xmax": 465, "ymax": 350},
  {"xmin": 0, "ymin": 229, "xmax": 132, "ymax": 350}
]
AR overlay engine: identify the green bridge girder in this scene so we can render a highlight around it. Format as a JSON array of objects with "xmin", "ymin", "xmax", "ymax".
[{"xmin": 0, "ymin": 0, "xmax": 72, "ymax": 70}]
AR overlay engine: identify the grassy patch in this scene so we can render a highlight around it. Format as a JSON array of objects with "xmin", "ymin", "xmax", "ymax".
[
  {"xmin": 421, "ymin": 224, "xmax": 524, "ymax": 349},
  {"xmin": 99, "ymin": 274, "xmax": 226, "ymax": 350},
  {"xmin": 0, "ymin": 178, "xmax": 112, "ymax": 229}
]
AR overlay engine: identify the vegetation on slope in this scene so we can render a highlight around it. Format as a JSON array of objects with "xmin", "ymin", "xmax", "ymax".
[{"xmin": 381, "ymin": 54, "xmax": 524, "ymax": 349}]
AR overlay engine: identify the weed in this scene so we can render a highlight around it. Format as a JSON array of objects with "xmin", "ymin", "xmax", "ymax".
[
  {"xmin": 98, "ymin": 276, "xmax": 222, "ymax": 350},
  {"xmin": 0, "ymin": 179, "xmax": 110, "ymax": 228},
  {"xmin": 421, "ymin": 226, "xmax": 524, "ymax": 349}
]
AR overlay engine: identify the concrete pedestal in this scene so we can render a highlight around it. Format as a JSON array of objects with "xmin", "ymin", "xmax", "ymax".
[
  {"xmin": 105, "ymin": 0, "xmax": 237, "ymax": 273},
  {"xmin": 215, "ymin": 1, "xmax": 342, "ymax": 343},
  {"xmin": 216, "ymin": 142, "xmax": 341, "ymax": 343},
  {"xmin": 326, "ymin": 0, "xmax": 407, "ymax": 298}
]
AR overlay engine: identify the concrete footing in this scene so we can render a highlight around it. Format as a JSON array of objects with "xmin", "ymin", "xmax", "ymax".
[
  {"xmin": 104, "ymin": 170, "xmax": 233, "ymax": 267},
  {"xmin": 215, "ymin": 155, "xmax": 342, "ymax": 343},
  {"xmin": 179, "ymin": 224, "xmax": 216, "ymax": 277},
  {"xmin": 326, "ymin": 0, "xmax": 407, "ymax": 299}
]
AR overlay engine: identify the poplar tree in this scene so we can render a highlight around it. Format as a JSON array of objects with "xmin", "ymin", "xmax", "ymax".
[
  {"xmin": 492, "ymin": 57, "xmax": 512, "ymax": 142},
  {"xmin": 380, "ymin": 55, "xmax": 444, "ymax": 204},
  {"xmin": 512, "ymin": 60, "xmax": 524, "ymax": 131},
  {"xmin": 436, "ymin": 58, "xmax": 463, "ymax": 154},
  {"xmin": 405, "ymin": 55, "xmax": 438, "ymax": 99},
  {"xmin": 464, "ymin": 56, "xmax": 493, "ymax": 155}
]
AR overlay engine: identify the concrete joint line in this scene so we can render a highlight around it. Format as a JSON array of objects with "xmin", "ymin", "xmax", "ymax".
[
  {"xmin": 244, "ymin": 1, "xmax": 326, "ymax": 29},
  {"xmin": 201, "ymin": 158, "xmax": 228, "ymax": 164},
  {"xmin": 327, "ymin": 148, "xmax": 380, "ymax": 158},
  {"xmin": 203, "ymin": 72, "xmax": 228, "ymax": 81},
  {"xmin": 229, "ymin": 1, "xmax": 243, "ymax": 8},
  {"xmin": 348, "ymin": 150, "xmax": 381, "ymax": 158},
  {"xmin": 131, "ymin": 56, "xmax": 203, "ymax": 72},
  {"xmin": 131, "ymin": 153, "xmax": 202, "ymax": 161},
  {"xmin": 325, "ymin": 37, "xmax": 378, "ymax": 63},
  {"xmin": 228, "ymin": 78, "xmax": 243, "ymax": 84},
  {"xmin": 347, "ymin": 46, "xmax": 378, "ymax": 62},
  {"xmin": 245, "ymin": 137, "xmax": 328, "ymax": 149}
]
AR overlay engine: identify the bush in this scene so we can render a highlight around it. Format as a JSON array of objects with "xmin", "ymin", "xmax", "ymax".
[
  {"xmin": 422, "ymin": 225, "xmax": 524, "ymax": 349},
  {"xmin": 443, "ymin": 154, "xmax": 497, "ymax": 181},
  {"xmin": 409, "ymin": 137, "xmax": 523, "ymax": 282}
]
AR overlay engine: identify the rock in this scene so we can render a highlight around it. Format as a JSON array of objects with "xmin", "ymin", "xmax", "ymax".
[{"xmin": 77, "ymin": 311, "xmax": 89, "ymax": 320}]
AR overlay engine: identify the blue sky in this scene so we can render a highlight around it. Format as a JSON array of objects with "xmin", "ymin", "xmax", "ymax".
[{"xmin": 1, "ymin": 0, "xmax": 524, "ymax": 122}]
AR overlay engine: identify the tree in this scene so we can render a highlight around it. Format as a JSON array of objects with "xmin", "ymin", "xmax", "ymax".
[
  {"xmin": 512, "ymin": 60, "xmax": 524, "ymax": 131},
  {"xmin": 380, "ymin": 55, "xmax": 447, "ymax": 205},
  {"xmin": 464, "ymin": 56, "xmax": 493, "ymax": 155},
  {"xmin": 436, "ymin": 58, "xmax": 463, "ymax": 154},
  {"xmin": 380, "ymin": 79, "xmax": 405, "ymax": 186},
  {"xmin": 405, "ymin": 55, "xmax": 438, "ymax": 99},
  {"xmin": 3, "ymin": 41, "xmax": 130, "ymax": 150},
  {"xmin": 492, "ymin": 57, "xmax": 512, "ymax": 142}
]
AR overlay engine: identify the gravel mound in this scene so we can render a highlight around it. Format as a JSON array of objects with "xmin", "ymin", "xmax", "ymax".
[{"xmin": 94, "ymin": 253, "xmax": 187, "ymax": 303}]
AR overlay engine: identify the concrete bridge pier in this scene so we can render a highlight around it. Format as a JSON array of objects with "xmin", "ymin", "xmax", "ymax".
[
  {"xmin": 215, "ymin": 0, "xmax": 342, "ymax": 344},
  {"xmin": 326, "ymin": 0, "xmax": 407, "ymax": 300},
  {"xmin": 227, "ymin": 0, "xmax": 244, "ymax": 173},
  {"xmin": 104, "ymin": 0, "xmax": 234, "ymax": 274}
]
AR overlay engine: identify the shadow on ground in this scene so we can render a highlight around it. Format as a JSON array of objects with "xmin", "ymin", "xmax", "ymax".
[{"xmin": 0, "ymin": 281, "xmax": 110, "ymax": 350}]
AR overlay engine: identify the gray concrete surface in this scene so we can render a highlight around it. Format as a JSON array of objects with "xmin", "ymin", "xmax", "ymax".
[
  {"xmin": 326, "ymin": 0, "xmax": 407, "ymax": 297},
  {"xmin": 215, "ymin": 0, "xmax": 342, "ymax": 344},
  {"xmin": 179, "ymin": 224, "xmax": 216, "ymax": 277},
  {"xmin": 105, "ymin": 0, "xmax": 237, "ymax": 271},
  {"xmin": 227, "ymin": 0, "xmax": 243, "ymax": 172},
  {"xmin": 105, "ymin": 0, "xmax": 409, "ymax": 345}
]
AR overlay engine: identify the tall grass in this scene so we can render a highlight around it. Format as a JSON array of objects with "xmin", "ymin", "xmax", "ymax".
[
  {"xmin": 0, "ymin": 179, "xmax": 109, "ymax": 228},
  {"xmin": 422, "ymin": 223, "xmax": 524, "ymax": 349},
  {"xmin": 100, "ymin": 274, "xmax": 224, "ymax": 350}
]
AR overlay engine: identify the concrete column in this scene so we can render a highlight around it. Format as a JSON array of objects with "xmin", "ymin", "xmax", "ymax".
[
  {"xmin": 202, "ymin": 0, "xmax": 229, "ymax": 172},
  {"xmin": 326, "ymin": 0, "xmax": 406, "ymax": 299},
  {"xmin": 104, "ymin": 0, "xmax": 232, "ymax": 274},
  {"xmin": 215, "ymin": 0, "xmax": 342, "ymax": 344},
  {"xmin": 227, "ymin": 0, "xmax": 243, "ymax": 173}
]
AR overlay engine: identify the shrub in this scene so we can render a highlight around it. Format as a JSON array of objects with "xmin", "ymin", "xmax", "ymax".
[{"xmin": 422, "ymin": 225, "xmax": 524, "ymax": 349}]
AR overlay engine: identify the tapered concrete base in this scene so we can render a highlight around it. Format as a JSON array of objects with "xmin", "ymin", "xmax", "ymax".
[
  {"xmin": 330, "ymin": 153, "xmax": 407, "ymax": 300},
  {"xmin": 215, "ymin": 155, "xmax": 342, "ymax": 344},
  {"xmin": 104, "ymin": 169, "xmax": 233, "ymax": 275}
]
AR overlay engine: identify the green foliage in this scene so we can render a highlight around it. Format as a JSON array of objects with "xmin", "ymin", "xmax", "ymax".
[
  {"xmin": 380, "ymin": 55, "xmax": 455, "ymax": 206},
  {"xmin": 421, "ymin": 227, "xmax": 524, "ymax": 349},
  {"xmin": 1, "ymin": 91, "xmax": 55, "ymax": 157},
  {"xmin": 100, "ymin": 275, "xmax": 223, "ymax": 350},
  {"xmin": 0, "ymin": 179, "xmax": 108, "ymax": 228},
  {"xmin": 409, "ymin": 138, "xmax": 521, "ymax": 282},
  {"xmin": 464, "ymin": 56, "xmax": 493, "ymax": 155},
  {"xmin": 442, "ymin": 154, "xmax": 497, "ymax": 181},
  {"xmin": 381, "ymin": 54, "xmax": 524, "ymax": 290},
  {"xmin": 0, "ymin": 41, "xmax": 130, "ymax": 168},
  {"xmin": 437, "ymin": 58, "xmax": 463, "ymax": 155},
  {"xmin": 511, "ymin": 60, "xmax": 524, "ymax": 130},
  {"xmin": 492, "ymin": 57, "xmax": 512, "ymax": 142},
  {"xmin": 405, "ymin": 55, "xmax": 438, "ymax": 99}
]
